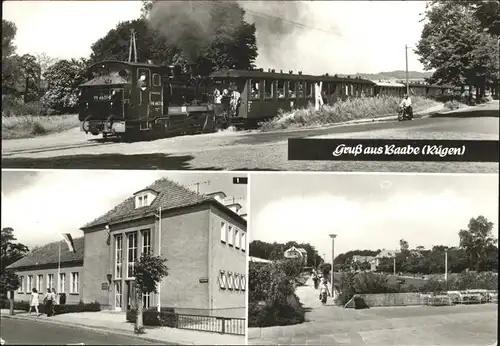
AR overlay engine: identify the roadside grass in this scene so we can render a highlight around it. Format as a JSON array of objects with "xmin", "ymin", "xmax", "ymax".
[
  {"xmin": 259, "ymin": 96, "xmax": 440, "ymax": 132},
  {"xmin": 2, "ymin": 114, "xmax": 80, "ymax": 140}
]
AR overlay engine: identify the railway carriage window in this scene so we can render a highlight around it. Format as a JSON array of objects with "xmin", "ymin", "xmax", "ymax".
[
  {"xmin": 152, "ymin": 73, "xmax": 161, "ymax": 87},
  {"xmin": 297, "ymin": 82, "xmax": 304, "ymax": 98},
  {"xmin": 277, "ymin": 80, "xmax": 285, "ymax": 99},
  {"xmin": 350, "ymin": 84, "xmax": 354, "ymax": 96},
  {"xmin": 345, "ymin": 85, "xmax": 348, "ymax": 96},
  {"xmin": 305, "ymin": 81, "xmax": 313, "ymax": 98},
  {"xmin": 287, "ymin": 81, "xmax": 297, "ymax": 98},
  {"xmin": 263, "ymin": 80, "xmax": 274, "ymax": 99},
  {"xmin": 250, "ymin": 79, "xmax": 260, "ymax": 99}
]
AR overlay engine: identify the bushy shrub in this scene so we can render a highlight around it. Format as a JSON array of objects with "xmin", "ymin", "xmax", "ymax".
[
  {"xmin": 2, "ymin": 96, "xmax": 55, "ymax": 117},
  {"xmin": 126, "ymin": 307, "xmax": 177, "ymax": 327},
  {"xmin": 0, "ymin": 299, "xmax": 100, "ymax": 314},
  {"xmin": 248, "ymin": 300, "xmax": 304, "ymax": 328}
]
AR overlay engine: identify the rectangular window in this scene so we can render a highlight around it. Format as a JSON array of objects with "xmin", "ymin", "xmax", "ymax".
[
  {"xmin": 115, "ymin": 234, "xmax": 123, "ymax": 279},
  {"xmin": 234, "ymin": 274, "xmax": 240, "ymax": 290},
  {"xmin": 263, "ymin": 80, "xmax": 274, "ymax": 99},
  {"xmin": 277, "ymin": 80, "xmax": 285, "ymax": 99},
  {"xmin": 18, "ymin": 276, "xmax": 24, "ymax": 293},
  {"xmin": 227, "ymin": 272, "xmax": 233, "ymax": 290},
  {"xmin": 127, "ymin": 232, "xmax": 138, "ymax": 278},
  {"xmin": 288, "ymin": 81, "xmax": 296, "ymax": 99},
  {"xmin": 234, "ymin": 229, "xmax": 239, "ymax": 249},
  {"xmin": 228, "ymin": 226, "xmax": 233, "ymax": 246},
  {"xmin": 36, "ymin": 274, "xmax": 43, "ymax": 292},
  {"xmin": 220, "ymin": 222, "xmax": 227, "ymax": 243},
  {"xmin": 27, "ymin": 275, "xmax": 33, "ymax": 292},
  {"xmin": 143, "ymin": 292, "xmax": 151, "ymax": 309},
  {"xmin": 219, "ymin": 270, "xmax": 226, "ymax": 289},
  {"xmin": 47, "ymin": 274, "xmax": 54, "ymax": 290},
  {"xmin": 306, "ymin": 81, "xmax": 313, "ymax": 98},
  {"xmin": 143, "ymin": 195, "xmax": 148, "ymax": 206},
  {"xmin": 241, "ymin": 232, "xmax": 246, "ymax": 252},
  {"xmin": 297, "ymin": 82, "xmax": 304, "ymax": 98},
  {"xmin": 70, "ymin": 272, "xmax": 79, "ymax": 294},
  {"xmin": 152, "ymin": 73, "xmax": 161, "ymax": 87},
  {"xmin": 59, "ymin": 273, "xmax": 66, "ymax": 293},
  {"xmin": 142, "ymin": 229, "xmax": 151, "ymax": 255},
  {"xmin": 250, "ymin": 79, "xmax": 260, "ymax": 100},
  {"xmin": 241, "ymin": 275, "xmax": 246, "ymax": 291},
  {"xmin": 138, "ymin": 196, "xmax": 143, "ymax": 207}
]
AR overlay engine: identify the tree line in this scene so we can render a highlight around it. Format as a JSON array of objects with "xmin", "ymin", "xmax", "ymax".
[{"xmin": 336, "ymin": 216, "xmax": 498, "ymax": 275}]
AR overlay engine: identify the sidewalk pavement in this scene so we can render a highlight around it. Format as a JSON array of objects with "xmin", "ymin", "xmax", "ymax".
[{"xmin": 0, "ymin": 310, "xmax": 244, "ymax": 345}]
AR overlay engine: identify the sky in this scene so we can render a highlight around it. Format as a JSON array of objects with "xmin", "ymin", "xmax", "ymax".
[
  {"xmin": 2, "ymin": 170, "xmax": 248, "ymax": 248},
  {"xmin": 250, "ymin": 173, "xmax": 499, "ymax": 261},
  {"xmin": 2, "ymin": 0, "xmax": 429, "ymax": 74}
]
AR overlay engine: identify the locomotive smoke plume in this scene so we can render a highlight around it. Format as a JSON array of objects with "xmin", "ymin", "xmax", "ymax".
[
  {"xmin": 148, "ymin": 0, "xmax": 243, "ymax": 64},
  {"xmin": 148, "ymin": 1, "xmax": 342, "ymax": 73}
]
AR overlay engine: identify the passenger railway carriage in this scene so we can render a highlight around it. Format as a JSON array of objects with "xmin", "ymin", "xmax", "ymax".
[{"xmin": 209, "ymin": 68, "xmax": 374, "ymax": 127}]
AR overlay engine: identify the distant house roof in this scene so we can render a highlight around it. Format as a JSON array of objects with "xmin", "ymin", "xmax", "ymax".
[
  {"xmin": 375, "ymin": 249, "xmax": 400, "ymax": 258},
  {"xmin": 82, "ymin": 178, "xmax": 246, "ymax": 230},
  {"xmin": 226, "ymin": 203, "xmax": 242, "ymax": 209},
  {"xmin": 372, "ymin": 81, "xmax": 405, "ymax": 88},
  {"xmin": 205, "ymin": 191, "xmax": 227, "ymax": 199},
  {"xmin": 284, "ymin": 246, "xmax": 307, "ymax": 258},
  {"xmin": 249, "ymin": 256, "xmax": 272, "ymax": 263},
  {"xmin": 297, "ymin": 248, "xmax": 307, "ymax": 255},
  {"xmin": 7, "ymin": 237, "xmax": 84, "ymax": 270}
]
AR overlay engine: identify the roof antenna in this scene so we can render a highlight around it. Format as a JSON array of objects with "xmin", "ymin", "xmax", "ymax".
[{"xmin": 190, "ymin": 180, "xmax": 211, "ymax": 194}]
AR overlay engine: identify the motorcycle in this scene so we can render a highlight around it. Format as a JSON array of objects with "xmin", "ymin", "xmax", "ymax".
[{"xmin": 398, "ymin": 105, "xmax": 413, "ymax": 121}]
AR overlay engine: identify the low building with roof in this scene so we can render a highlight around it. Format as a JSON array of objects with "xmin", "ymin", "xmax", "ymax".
[
  {"xmin": 283, "ymin": 246, "xmax": 308, "ymax": 265},
  {"xmin": 369, "ymin": 249, "xmax": 400, "ymax": 271},
  {"xmin": 8, "ymin": 237, "xmax": 84, "ymax": 304},
  {"xmin": 8, "ymin": 178, "xmax": 247, "ymax": 319}
]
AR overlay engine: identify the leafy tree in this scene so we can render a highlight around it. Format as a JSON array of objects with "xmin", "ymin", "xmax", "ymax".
[
  {"xmin": 1, "ymin": 227, "xmax": 29, "ymax": 274},
  {"xmin": 416, "ymin": 1, "xmax": 499, "ymax": 97},
  {"xmin": 90, "ymin": 19, "xmax": 179, "ymax": 65},
  {"xmin": 459, "ymin": 216, "xmax": 497, "ymax": 272},
  {"xmin": 2, "ymin": 20, "xmax": 20, "ymax": 97},
  {"xmin": 133, "ymin": 253, "xmax": 169, "ymax": 334},
  {"xmin": 42, "ymin": 58, "xmax": 88, "ymax": 114},
  {"xmin": 0, "ymin": 269, "xmax": 20, "ymax": 315}
]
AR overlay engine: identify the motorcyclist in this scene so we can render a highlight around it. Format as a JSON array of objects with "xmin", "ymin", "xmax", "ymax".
[{"xmin": 399, "ymin": 94, "xmax": 413, "ymax": 118}]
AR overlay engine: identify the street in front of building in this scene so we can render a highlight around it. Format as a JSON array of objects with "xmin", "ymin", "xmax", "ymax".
[{"xmin": 1, "ymin": 316, "xmax": 158, "ymax": 345}]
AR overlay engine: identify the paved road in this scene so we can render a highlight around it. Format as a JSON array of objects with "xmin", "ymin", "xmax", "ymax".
[
  {"xmin": 248, "ymin": 276, "xmax": 498, "ymax": 345},
  {"xmin": 0, "ymin": 318, "xmax": 157, "ymax": 345},
  {"xmin": 2, "ymin": 101, "xmax": 498, "ymax": 172}
]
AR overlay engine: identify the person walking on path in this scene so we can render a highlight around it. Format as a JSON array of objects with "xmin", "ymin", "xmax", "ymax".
[
  {"xmin": 43, "ymin": 288, "xmax": 55, "ymax": 317},
  {"xmin": 28, "ymin": 288, "xmax": 40, "ymax": 316}
]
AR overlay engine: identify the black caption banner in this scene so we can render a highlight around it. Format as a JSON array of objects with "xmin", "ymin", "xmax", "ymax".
[{"xmin": 288, "ymin": 139, "xmax": 500, "ymax": 162}]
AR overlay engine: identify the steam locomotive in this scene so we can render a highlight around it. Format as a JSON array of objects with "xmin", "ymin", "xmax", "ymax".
[{"xmin": 78, "ymin": 60, "xmax": 216, "ymax": 139}]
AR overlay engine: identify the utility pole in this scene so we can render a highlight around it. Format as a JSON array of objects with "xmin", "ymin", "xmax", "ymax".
[
  {"xmin": 393, "ymin": 257, "xmax": 396, "ymax": 276},
  {"xmin": 405, "ymin": 44, "xmax": 410, "ymax": 95},
  {"xmin": 445, "ymin": 249, "xmax": 448, "ymax": 284}
]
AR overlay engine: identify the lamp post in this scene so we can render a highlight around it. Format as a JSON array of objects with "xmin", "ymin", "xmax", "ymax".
[
  {"xmin": 393, "ymin": 256, "xmax": 396, "ymax": 276},
  {"xmin": 329, "ymin": 234, "xmax": 337, "ymax": 298}
]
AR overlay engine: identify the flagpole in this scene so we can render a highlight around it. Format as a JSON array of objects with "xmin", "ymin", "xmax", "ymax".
[
  {"xmin": 157, "ymin": 207, "xmax": 161, "ymax": 312},
  {"xmin": 57, "ymin": 241, "xmax": 61, "ymax": 293}
]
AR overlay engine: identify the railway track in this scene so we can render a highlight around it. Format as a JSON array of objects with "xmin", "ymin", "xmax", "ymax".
[{"xmin": 2, "ymin": 142, "xmax": 113, "ymax": 157}]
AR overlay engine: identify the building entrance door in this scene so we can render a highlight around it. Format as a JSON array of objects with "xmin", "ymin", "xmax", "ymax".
[
  {"xmin": 125, "ymin": 280, "xmax": 136, "ymax": 311},
  {"xmin": 114, "ymin": 281, "xmax": 122, "ymax": 311}
]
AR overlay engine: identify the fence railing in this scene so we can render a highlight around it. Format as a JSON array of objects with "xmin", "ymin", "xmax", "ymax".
[
  {"xmin": 420, "ymin": 290, "xmax": 498, "ymax": 306},
  {"xmin": 176, "ymin": 313, "xmax": 245, "ymax": 335}
]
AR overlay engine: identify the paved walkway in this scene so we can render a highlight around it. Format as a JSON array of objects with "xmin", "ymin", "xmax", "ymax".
[
  {"xmin": 248, "ymin": 276, "xmax": 498, "ymax": 345},
  {"xmin": 0, "ymin": 309, "xmax": 244, "ymax": 345}
]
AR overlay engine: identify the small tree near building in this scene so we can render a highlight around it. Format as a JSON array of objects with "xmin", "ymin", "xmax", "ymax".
[
  {"xmin": 0, "ymin": 269, "xmax": 21, "ymax": 316},
  {"xmin": 133, "ymin": 253, "xmax": 169, "ymax": 334}
]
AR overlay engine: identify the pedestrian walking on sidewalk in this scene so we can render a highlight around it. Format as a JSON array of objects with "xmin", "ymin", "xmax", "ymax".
[
  {"xmin": 43, "ymin": 288, "xmax": 55, "ymax": 317},
  {"xmin": 28, "ymin": 288, "xmax": 40, "ymax": 316}
]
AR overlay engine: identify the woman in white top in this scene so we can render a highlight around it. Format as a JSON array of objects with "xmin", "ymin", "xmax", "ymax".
[{"xmin": 28, "ymin": 288, "xmax": 39, "ymax": 315}]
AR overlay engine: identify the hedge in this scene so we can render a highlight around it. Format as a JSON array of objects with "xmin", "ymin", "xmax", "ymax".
[
  {"xmin": 0, "ymin": 299, "xmax": 100, "ymax": 315},
  {"xmin": 248, "ymin": 300, "xmax": 305, "ymax": 328},
  {"xmin": 126, "ymin": 307, "xmax": 177, "ymax": 327}
]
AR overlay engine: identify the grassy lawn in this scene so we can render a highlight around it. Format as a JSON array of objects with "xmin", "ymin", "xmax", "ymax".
[
  {"xmin": 259, "ymin": 96, "xmax": 441, "ymax": 132},
  {"xmin": 2, "ymin": 114, "xmax": 80, "ymax": 140}
]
